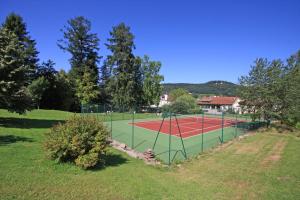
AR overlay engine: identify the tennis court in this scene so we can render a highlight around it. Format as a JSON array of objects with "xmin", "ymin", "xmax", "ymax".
[
  {"xmin": 81, "ymin": 104, "xmax": 264, "ymax": 164},
  {"xmin": 132, "ymin": 115, "xmax": 245, "ymax": 138}
]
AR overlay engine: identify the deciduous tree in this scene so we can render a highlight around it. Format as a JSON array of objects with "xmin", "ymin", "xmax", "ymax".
[
  {"xmin": 168, "ymin": 88, "xmax": 189, "ymax": 102},
  {"xmin": 141, "ymin": 55, "xmax": 164, "ymax": 107},
  {"xmin": 28, "ymin": 77, "xmax": 49, "ymax": 109}
]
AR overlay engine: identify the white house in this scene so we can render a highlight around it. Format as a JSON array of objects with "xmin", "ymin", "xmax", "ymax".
[{"xmin": 158, "ymin": 94, "xmax": 170, "ymax": 107}]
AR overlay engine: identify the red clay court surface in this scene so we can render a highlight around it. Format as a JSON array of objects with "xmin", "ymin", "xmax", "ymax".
[{"xmin": 132, "ymin": 117, "xmax": 241, "ymax": 138}]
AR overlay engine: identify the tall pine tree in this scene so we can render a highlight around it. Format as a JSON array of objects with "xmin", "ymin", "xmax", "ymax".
[
  {"xmin": 105, "ymin": 23, "xmax": 143, "ymax": 110},
  {"xmin": 0, "ymin": 27, "xmax": 32, "ymax": 113},
  {"xmin": 58, "ymin": 16, "xmax": 100, "ymax": 109},
  {"xmin": 2, "ymin": 13, "xmax": 39, "ymax": 83},
  {"xmin": 58, "ymin": 16, "xmax": 100, "ymax": 84}
]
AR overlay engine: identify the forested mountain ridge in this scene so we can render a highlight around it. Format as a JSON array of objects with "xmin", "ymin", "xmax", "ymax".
[{"xmin": 163, "ymin": 81, "xmax": 238, "ymax": 96}]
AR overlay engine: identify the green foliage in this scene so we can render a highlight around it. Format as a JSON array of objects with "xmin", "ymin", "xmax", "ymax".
[
  {"xmin": 171, "ymin": 101, "xmax": 190, "ymax": 114},
  {"xmin": 239, "ymin": 50, "xmax": 300, "ymax": 127},
  {"xmin": 76, "ymin": 70, "xmax": 100, "ymax": 104},
  {"xmin": 0, "ymin": 13, "xmax": 38, "ymax": 114},
  {"xmin": 99, "ymin": 60, "xmax": 112, "ymax": 104},
  {"xmin": 44, "ymin": 115, "xmax": 109, "ymax": 169},
  {"xmin": 168, "ymin": 88, "xmax": 189, "ymax": 102},
  {"xmin": 171, "ymin": 94, "xmax": 197, "ymax": 114},
  {"xmin": 295, "ymin": 122, "xmax": 300, "ymax": 130},
  {"xmin": 2, "ymin": 13, "xmax": 39, "ymax": 82},
  {"xmin": 239, "ymin": 58, "xmax": 276, "ymax": 121},
  {"xmin": 35, "ymin": 61, "xmax": 74, "ymax": 111},
  {"xmin": 105, "ymin": 23, "xmax": 143, "ymax": 109},
  {"xmin": 189, "ymin": 107, "xmax": 203, "ymax": 114},
  {"xmin": 160, "ymin": 104, "xmax": 172, "ymax": 114},
  {"xmin": 28, "ymin": 77, "xmax": 49, "ymax": 109},
  {"xmin": 284, "ymin": 51, "xmax": 300, "ymax": 125},
  {"xmin": 141, "ymin": 55, "xmax": 164, "ymax": 107},
  {"xmin": 0, "ymin": 27, "xmax": 32, "ymax": 114},
  {"xmin": 75, "ymin": 152, "xmax": 100, "ymax": 169},
  {"xmin": 54, "ymin": 70, "xmax": 74, "ymax": 111},
  {"xmin": 58, "ymin": 16, "xmax": 100, "ymax": 110}
]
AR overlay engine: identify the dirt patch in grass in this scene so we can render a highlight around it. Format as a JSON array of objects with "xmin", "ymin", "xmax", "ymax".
[
  {"xmin": 260, "ymin": 139, "xmax": 287, "ymax": 167},
  {"xmin": 234, "ymin": 137, "xmax": 266, "ymax": 155},
  {"xmin": 235, "ymin": 144, "xmax": 260, "ymax": 154}
]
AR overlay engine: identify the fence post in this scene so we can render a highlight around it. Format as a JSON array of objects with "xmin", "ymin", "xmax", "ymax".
[
  {"xmin": 103, "ymin": 104, "xmax": 105, "ymax": 121},
  {"xmin": 235, "ymin": 113, "xmax": 238, "ymax": 138},
  {"xmin": 221, "ymin": 112, "xmax": 224, "ymax": 143},
  {"xmin": 132, "ymin": 108, "xmax": 135, "ymax": 149},
  {"xmin": 168, "ymin": 112, "xmax": 172, "ymax": 166},
  {"xmin": 96, "ymin": 105, "xmax": 99, "ymax": 120},
  {"xmin": 110, "ymin": 106, "xmax": 113, "ymax": 139},
  {"xmin": 201, "ymin": 112, "xmax": 204, "ymax": 152}
]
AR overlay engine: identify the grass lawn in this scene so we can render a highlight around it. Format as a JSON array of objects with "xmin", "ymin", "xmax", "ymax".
[{"xmin": 0, "ymin": 109, "xmax": 299, "ymax": 199}]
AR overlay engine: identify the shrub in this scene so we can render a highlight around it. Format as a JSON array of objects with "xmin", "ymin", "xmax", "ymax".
[
  {"xmin": 171, "ymin": 94, "xmax": 197, "ymax": 114},
  {"xmin": 296, "ymin": 122, "xmax": 300, "ymax": 130},
  {"xmin": 189, "ymin": 107, "xmax": 203, "ymax": 114},
  {"xmin": 171, "ymin": 100, "xmax": 190, "ymax": 114},
  {"xmin": 44, "ymin": 115, "xmax": 109, "ymax": 169}
]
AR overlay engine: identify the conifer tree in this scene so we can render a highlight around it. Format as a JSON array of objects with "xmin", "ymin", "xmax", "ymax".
[
  {"xmin": 105, "ymin": 23, "xmax": 143, "ymax": 109},
  {"xmin": 2, "ymin": 13, "xmax": 39, "ymax": 82},
  {"xmin": 76, "ymin": 69, "xmax": 100, "ymax": 104},
  {"xmin": 58, "ymin": 16, "xmax": 100, "ymax": 84},
  {"xmin": 0, "ymin": 27, "xmax": 32, "ymax": 113}
]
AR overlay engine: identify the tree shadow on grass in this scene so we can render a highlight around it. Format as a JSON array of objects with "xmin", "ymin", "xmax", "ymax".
[
  {"xmin": 0, "ymin": 117, "xmax": 64, "ymax": 129},
  {"xmin": 0, "ymin": 135, "xmax": 34, "ymax": 146},
  {"xmin": 90, "ymin": 153, "xmax": 128, "ymax": 171}
]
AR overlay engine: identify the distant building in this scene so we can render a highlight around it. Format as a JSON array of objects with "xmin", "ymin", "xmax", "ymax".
[
  {"xmin": 150, "ymin": 94, "xmax": 170, "ymax": 108},
  {"xmin": 197, "ymin": 96, "xmax": 241, "ymax": 114},
  {"xmin": 158, "ymin": 94, "xmax": 170, "ymax": 107}
]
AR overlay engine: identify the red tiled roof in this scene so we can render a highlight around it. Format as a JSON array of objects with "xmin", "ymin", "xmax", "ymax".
[{"xmin": 198, "ymin": 96, "xmax": 238, "ymax": 105}]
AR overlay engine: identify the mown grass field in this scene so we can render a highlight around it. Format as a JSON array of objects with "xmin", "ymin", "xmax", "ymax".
[{"xmin": 0, "ymin": 109, "xmax": 299, "ymax": 200}]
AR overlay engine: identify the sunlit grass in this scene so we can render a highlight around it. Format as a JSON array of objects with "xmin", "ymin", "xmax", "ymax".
[{"xmin": 0, "ymin": 109, "xmax": 299, "ymax": 199}]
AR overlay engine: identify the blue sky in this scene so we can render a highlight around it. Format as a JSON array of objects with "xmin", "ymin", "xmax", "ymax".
[{"xmin": 1, "ymin": 0, "xmax": 299, "ymax": 83}]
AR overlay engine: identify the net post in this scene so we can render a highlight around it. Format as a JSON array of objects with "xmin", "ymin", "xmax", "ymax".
[
  {"xmin": 152, "ymin": 117, "xmax": 165, "ymax": 150},
  {"xmin": 168, "ymin": 112, "xmax": 172, "ymax": 166},
  {"xmin": 201, "ymin": 112, "xmax": 204, "ymax": 152}
]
